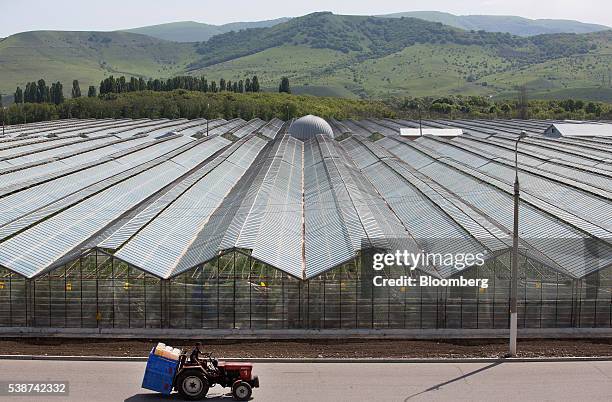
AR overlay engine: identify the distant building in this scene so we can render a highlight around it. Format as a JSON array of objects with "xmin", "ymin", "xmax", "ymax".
[{"xmin": 544, "ymin": 122, "xmax": 612, "ymax": 138}]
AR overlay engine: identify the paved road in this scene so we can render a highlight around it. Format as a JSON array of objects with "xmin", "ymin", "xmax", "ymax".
[{"xmin": 0, "ymin": 360, "xmax": 610, "ymax": 401}]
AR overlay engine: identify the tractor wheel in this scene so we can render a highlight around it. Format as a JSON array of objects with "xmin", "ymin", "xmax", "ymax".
[
  {"xmin": 176, "ymin": 370, "xmax": 209, "ymax": 400},
  {"xmin": 232, "ymin": 381, "xmax": 252, "ymax": 401}
]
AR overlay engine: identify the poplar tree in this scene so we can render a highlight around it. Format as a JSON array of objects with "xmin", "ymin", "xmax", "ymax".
[
  {"xmin": 71, "ymin": 80, "xmax": 82, "ymax": 98},
  {"xmin": 252, "ymin": 75, "xmax": 260, "ymax": 92},
  {"xmin": 279, "ymin": 77, "xmax": 291, "ymax": 93},
  {"xmin": 37, "ymin": 79, "xmax": 49, "ymax": 103},
  {"xmin": 14, "ymin": 87, "xmax": 24, "ymax": 103},
  {"xmin": 50, "ymin": 82, "xmax": 64, "ymax": 105}
]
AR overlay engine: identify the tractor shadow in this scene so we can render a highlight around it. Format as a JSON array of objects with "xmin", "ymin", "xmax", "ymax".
[{"xmin": 125, "ymin": 392, "xmax": 251, "ymax": 401}]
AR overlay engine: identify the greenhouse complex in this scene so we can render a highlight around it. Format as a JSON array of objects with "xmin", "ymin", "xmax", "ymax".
[{"xmin": 0, "ymin": 115, "xmax": 610, "ymax": 332}]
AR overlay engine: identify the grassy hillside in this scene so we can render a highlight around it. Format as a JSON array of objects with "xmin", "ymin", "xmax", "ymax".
[
  {"xmin": 190, "ymin": 13, "xmax": 612, "ymax": 99},
  {"xmin": 380, "ymin": 11, "xmax": 610, "ymax": 36},
  {"xmin": 193, "ymin": 45, "xmax": 354, "ymax": 92},
  {"xmin": 0, "ymin": 31, "xmax": 197, "ymax": 95},
  {"xmin": 191, "ymin": 12, "xmax": 602, "ymax": 67},
  {"xmin": 1, "ymin": 13, "xmax": 611, "ymax": 101},
  {"xmin": 189, "ymin": 12, "xmax": 532, "ymax": 69},
  {"xmin": 123, "ymin": 18, "xmax": 291, "ymax": 42}
]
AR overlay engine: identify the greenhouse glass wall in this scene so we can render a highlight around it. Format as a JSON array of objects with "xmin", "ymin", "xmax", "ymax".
[{"xmin": 1, "ymin": 249, "xmax": 610, "ymax": 329}]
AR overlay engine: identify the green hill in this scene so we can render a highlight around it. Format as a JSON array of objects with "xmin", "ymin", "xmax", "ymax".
[
  {"xmin": 379, "ymin": 11, "xmax": 610, "ymax": 36},
  {"xmin": 122, "ymin": 12, "xmax": 609, "ymax": 43},
  {"xmin": 123, "ymin": 18, "xmax": 291, "ymax": 42},
  {"xmin": 189, "ymin": 12, "xmax": 601, "ymax": 69},
  {"xmin": 0, "ymin": 30, "xmax": 197, "ymax": 95},
  {"xmin": 1, "ymin": 13, "xmax": 611, "ymax": 101},
  {"xmin": 188, "ymin": 13, "xmax": 612, "ymax": 99},
  {"xmin": 123, "ymin": 21, "xmax": 223, "ymax": 42}
]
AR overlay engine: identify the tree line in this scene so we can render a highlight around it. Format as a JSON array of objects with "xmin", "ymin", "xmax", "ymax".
[
  {"xmin": 1, "ymin": 89, "xmax": 611, "ymax": 126},
  {"xmin": 13, "ymin": 79, "xmax": 66, "ymax": 105},
  {"xmin": 0, "ymin": 90, "xmax": 393, "ymax": 125},
  {"xmin": 98, "ymin": 75, "xmax": 262, "ymax": 95},
  {"xmin": 392, "ymin": 95, "xmax": 610, "ymax": 120},
  {"xmin": 9, "ymin": 75, "xmax": 298, "ymax": 106}
]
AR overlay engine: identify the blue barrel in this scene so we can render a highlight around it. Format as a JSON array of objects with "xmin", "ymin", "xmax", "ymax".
[{"xmin": 142, "ymin": 349, "xmax": 179, "ymax": 395}]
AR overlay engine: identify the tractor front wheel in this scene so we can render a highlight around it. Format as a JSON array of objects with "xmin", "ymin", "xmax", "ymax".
[
  {"xmin": 232, "ymin": 381, "xmax": 252, "ymax": 401},
  {"xmin": 176, "ymin": 370, "xmax": 209, "ymax": 400}
]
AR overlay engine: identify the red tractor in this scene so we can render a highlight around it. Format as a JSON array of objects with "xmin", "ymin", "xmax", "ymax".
[{"xmin": 174, "ymin": 349, "xmax": 259, "ymax": 400}]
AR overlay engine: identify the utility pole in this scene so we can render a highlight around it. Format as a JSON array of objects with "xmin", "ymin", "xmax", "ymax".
[
  {"xmin": 510, "ymin": 130, "xmax": 527, "ymax": 356},
  {"xmin": 206, "ymin": 103, "xmax": 210, "ymax": 137},
  {"xmin": 418, "ymin": 104, "xmax": 423, "ymax": 137}
]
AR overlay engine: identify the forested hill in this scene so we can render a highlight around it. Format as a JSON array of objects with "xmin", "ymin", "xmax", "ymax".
[{"xmin": 189, "ymin": 12, "xmax": 599, "ymax": 69}]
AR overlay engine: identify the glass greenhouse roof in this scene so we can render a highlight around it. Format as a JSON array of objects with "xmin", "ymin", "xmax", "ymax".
[{"xmin": 0, "ymin": 117, "xmax": 609, "ymax": 280}]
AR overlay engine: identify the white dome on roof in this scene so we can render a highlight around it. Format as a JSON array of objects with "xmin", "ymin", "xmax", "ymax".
[{"xmin": 288, "ymin": 115, "xmax": 334, "ymax": 140}]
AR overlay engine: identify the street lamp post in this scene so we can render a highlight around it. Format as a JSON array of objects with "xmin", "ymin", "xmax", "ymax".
[
  {"xmin": 418, "ymin": 104, "xmax": 423, "ymax": 137},
  {"xmin": 510, "ymin": 129, "xmax": 527, "ymax": 356},
  {"xmin": 206, "ymin": 103, "xmax": 210, "ymax": 137}
]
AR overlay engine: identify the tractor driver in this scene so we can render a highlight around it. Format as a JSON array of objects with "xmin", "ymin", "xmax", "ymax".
[{"xmin": 188, "ymin": 342, "xmax": 204, "ymax": 363}]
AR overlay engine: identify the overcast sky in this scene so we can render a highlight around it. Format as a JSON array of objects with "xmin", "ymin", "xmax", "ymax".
[{"xmin": 1, "ymin": 0, "xmax": 611, "ymax": 37}]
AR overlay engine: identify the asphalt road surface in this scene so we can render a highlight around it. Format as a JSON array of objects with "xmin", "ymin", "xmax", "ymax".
[{"xmin": 0, "ymin": 360, "xmax": 610, "ymax": 401}]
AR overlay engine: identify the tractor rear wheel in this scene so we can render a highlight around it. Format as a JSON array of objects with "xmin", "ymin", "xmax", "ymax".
[
  {"xmin": 232, "ymin": 381, "xmax": 252, "ymax": 401},
  {"xmin": 176, "ymin": 370, "xmax": 209, "ymax": 400}
]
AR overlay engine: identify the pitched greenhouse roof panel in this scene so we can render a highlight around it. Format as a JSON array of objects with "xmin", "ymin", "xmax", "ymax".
[
  {"xmin": 0, "ymin": 117, "xmax": 610, "ymax": 280},
  {"xmin": 113, "ymin": 136, "xmax": 268, "ymax": 278}
]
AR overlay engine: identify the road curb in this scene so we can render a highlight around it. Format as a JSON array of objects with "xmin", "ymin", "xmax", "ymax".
[{"xmin": 0, "ymin": 355, "xmax": 610, "ymax": 363}]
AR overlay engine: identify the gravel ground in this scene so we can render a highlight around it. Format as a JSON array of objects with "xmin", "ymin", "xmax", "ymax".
[{"xmin": 0, "ymin": 338, "xmax": 610, "ymax": 358}]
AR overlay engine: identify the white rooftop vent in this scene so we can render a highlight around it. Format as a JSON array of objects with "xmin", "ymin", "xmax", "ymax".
[
  {"xmin": 544, "ymin": 123, "xmax": 612, "ymax": 138},
  {"xmin": 399, "ymin": 128, "xmax": 464, "ymax": 137},
  {"xmin": 288, "ymin": 115, "xmax": 334, "ymax": 140}
]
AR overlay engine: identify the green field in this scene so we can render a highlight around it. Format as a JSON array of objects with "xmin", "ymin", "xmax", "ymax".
[
  {"xmin": 196, "ymin": 45, "xmax": 353, "ymax": 90},
  {"xmin": 193, "ymin": 42, "xmax": 612, "ymax": 100},
  {"xmin": 0, "ymin": 31, "xmax": 196, "ymax": 95}
]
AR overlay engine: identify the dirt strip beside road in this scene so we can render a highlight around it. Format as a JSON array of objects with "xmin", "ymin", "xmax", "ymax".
[{"xmin": 0, "ymin": 338, "xmax": 610, "ymax": 358}]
